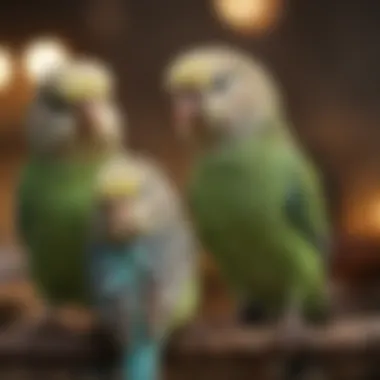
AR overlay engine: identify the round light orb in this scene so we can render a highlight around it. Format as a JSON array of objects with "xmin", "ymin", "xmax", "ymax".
[
  {"xmin": 212, "ymin": 0, "xmax": 282, "ymax": 34},
  {"xmin": 0, "ymin": 47, "xmax": 13, "ymax": 91},
  {"xmin": 23, "ymin": 38, "xmax": 70, "ymax": 83},
  {"xmin": 344, "ymin": 193, "xmax": 380, "ymax": 238}
]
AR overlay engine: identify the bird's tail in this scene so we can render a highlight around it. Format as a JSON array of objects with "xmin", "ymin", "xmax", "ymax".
[{"xmin": 124, "ymin": 340, "xmax": 161, "ymax": 380}]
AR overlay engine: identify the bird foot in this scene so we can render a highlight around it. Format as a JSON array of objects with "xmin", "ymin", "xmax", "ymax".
[
  {"xmin": 238, "ymin": 301, "xmax": 271, "ymax": 326},
  {"xmin": 12, "ymin": 309, "xmax": 72, "ymax": 341},
  {"xmin": 185, "ymin": 319, "xmax": 213, "ymax": 340},
  {"xmin": 59, "ymin": 306, "xmax": 95, "ymax": 335},
  {"xmin": 275, "ymin": 310, "xmax": 309, "ymax": 352},
  {"xmin": 30, "ymin": 315, "xmax": 68, "ymax": 338}
]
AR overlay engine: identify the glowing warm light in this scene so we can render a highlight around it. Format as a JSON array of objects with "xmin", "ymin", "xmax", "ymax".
[
  {"xmin": 0, "ymin": 47, "xmax": 13, "ymax": 90},
  {"xmin": 344, "ymin": 195, "xmax": 380, "ymax": 238},
  {"xmin": 212, "ymin": 0, "xmax": 282, "ymax": 34},
  {"xmin": 23, "ymin": 38, "xmax": 70, "ymax": 82},
  {"xmin": 367, "ymin": 201, "xmax": 380, "ymax": 233}
]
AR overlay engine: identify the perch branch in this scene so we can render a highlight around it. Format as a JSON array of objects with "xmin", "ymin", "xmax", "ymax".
[
  {"xmin": 0, "ymin": 315, "xmax": 378, "ymax": 368},
  {"xmin": 170, "ymin": 315, "xmax": 380, "ymax": 357}
]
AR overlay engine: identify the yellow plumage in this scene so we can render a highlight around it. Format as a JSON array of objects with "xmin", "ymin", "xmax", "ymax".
[
  {"xmin": 96, "ymin": 157, "xmax": 142, "ymax": 199},
  {"xmin": 165, "ymin": 56, "xmax": 215, "ymax": 90},
  {"xmin": 170, "ymin": 276, "xmax": 199, "ymax": 331},
  {"xmin": 48, "ymin": 59, "xmax": 114, "ymax": 102}
]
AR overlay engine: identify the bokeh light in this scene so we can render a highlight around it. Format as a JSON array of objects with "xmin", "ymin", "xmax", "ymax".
[
  {"xmin": 23, "ymin": 38, "xmax": 70, "ymax": 83},
  {"xmin": 343, "ymin": 191, "xmax": 380, "ymax": 238},
  {"xmin": 212, "ymin": 0, "xmax": 282, "ymax": 34},
  {"xmin": 0, "ymin": 47, "xmax": 13, "ymax": 91}
]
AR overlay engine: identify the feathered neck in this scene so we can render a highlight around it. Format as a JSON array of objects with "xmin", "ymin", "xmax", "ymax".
[
  {"xmin": 32, "ymin": 146, "xmax": 120, "ymax": 167},
  {"xmin": 201, "ymin": 115, "xmax": 291, "ymax": 156}
]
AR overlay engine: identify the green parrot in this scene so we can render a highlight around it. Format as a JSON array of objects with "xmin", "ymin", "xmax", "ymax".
[
  {"xmin": 163, "ymin": 45, "xmax": 331, "ymax": 341},
  {"xmin": 16, "ymin": 58, "xmax": 125, "ymax": 331}
]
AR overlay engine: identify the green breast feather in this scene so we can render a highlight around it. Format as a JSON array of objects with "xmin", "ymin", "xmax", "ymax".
[
  {"xmin": 188, "ymin": 131, "xmax": 329, "ymax": 310},
  {"xmin": 17, "ymin": 158, "xmax": 104, "ymax": 305}
]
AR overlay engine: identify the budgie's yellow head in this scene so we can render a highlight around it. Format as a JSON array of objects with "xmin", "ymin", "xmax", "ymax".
[
  {"xmin": 95, "ymin": 156, "xmax": 167, "ymax": 241},
  {"xmin": 46, "ymin": 59, "xmax": 114, "ymax": 103},
  {"xmin": 97, "ymin": 157, "xmax": 143, "ymax": 199},
  {"xmin": 164, "ymin": 45, "xmax": 283, "ymax": 144},
  {"xmin": 26, "ymin": 58, "xmax": 124, "ymax": 156}
]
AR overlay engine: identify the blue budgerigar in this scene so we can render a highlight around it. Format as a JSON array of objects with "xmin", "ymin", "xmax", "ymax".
[{"xmin": 87, "ymin": 155, "xmax": 199, "ymax": 380}]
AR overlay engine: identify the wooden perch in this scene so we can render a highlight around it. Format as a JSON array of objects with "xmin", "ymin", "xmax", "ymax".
[
  {"xmin": 171, "ymin": 315, "xmax": 380, "ymax": 357},
  {"xmin": 0, "ymin": 315, "xmax": 377, "ymax": 367},
  {"xmin": 0, "ymin": 317, "xmax": 377, "ymax": 379}
]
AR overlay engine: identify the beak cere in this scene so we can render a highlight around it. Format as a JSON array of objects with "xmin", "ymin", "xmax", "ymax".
[{"xmin": 171, "ymin": 93, "xmax": 201, "ymax": 140}]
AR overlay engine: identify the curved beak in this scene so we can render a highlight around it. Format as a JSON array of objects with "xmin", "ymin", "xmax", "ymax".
[
  {"xmin": 102, "ymin": 198, "xmax": 136, "ymax": 242},
  {"xmin": 170, "ymin": 92, "xmax": 201, "ymax": 141},
  {"xmin": 76, "ymin": 101, "xmax": 96, "ymax": 140},
  {"xmin": 76, "ymin": 100, "xmax": 114, "ymax": 143}
]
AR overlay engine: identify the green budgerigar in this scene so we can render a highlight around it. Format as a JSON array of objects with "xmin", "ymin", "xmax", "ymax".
[
  {"xmin": 17, "ymin": 59, "xmax": 124, "ymax": 332},
  {"xmin": 164, "ymin": 45, "xmax": 331, "ymax": 343}
]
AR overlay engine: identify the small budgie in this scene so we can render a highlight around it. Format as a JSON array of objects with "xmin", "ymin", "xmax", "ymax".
[
  {"xmin": 164, "ymin": 45, "xmax": 331, "ymax": 350},
  {"xmin": 87, "ymin": 155, "xmax": 198, "ymax": 380},
  {"xmin": 16, "ymin": 58, "xmax": 125, "ymax": 333}
]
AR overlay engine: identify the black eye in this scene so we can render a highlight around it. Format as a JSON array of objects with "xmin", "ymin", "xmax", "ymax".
[
  {"xmin": 42, "ymin": 91, "xmax": 70, "ymax": 113},
  {"xmin": 210, "ymin": 73, "xmax": 232, "ymax": 93}
]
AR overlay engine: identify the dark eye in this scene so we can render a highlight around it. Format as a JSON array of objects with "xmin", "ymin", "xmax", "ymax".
[
  {"xmin": 210, "ymin": 73, "xmax": 232, "ymax": 93},
  {"xmin": 42, "ymin": 91, "xmax": 70, "ymax": 113}
]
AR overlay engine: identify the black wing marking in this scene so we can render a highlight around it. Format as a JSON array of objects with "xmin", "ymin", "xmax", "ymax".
[{"xmin": 284, "ymin": 176, "xmax": 329, "ymax": 262}]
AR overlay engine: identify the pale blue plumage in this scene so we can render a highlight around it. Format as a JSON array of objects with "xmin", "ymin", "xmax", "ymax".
[
  {"xmin": 87, "ymin": 155, "xmax": 198, "ymax": 380},
  {"xmin": 89, "ymin": 238, "xmax": 161, "ymax": 380}
]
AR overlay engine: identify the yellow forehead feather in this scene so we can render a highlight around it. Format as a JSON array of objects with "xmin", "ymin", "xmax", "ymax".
[
  {"xmin": 97, "ymin": 160, "xmax": 142, "ymax": 199},
  {"xmin": 165, "ymin": 56, "xmax": 216, "ymax": 90},
  {"xmin": 165, "ymin": 46, "xmax": 259, "ymax": 91},
  {"xmin": 51, "ymin": 60, "xmax": 114, "ymax": 102},
  {"xmin": 99, "ymin": 179, "xmax": 139, "ymax": 198}
]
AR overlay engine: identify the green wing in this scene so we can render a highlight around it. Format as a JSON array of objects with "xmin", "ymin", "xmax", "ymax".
[
  {"xmin": 16, "ymin": 167, "xmax": 36, "ymax": 247},
  {"xmin": 284, "ymin": 161, "xmax": 330, "ymax": 263}
]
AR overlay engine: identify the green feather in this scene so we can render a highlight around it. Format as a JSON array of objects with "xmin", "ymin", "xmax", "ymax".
[
  {"xmin": 284, "ymin": 170, "xmax": 330, "ymax": 264},
  {"xmin": 188, "ymin": 123, "xmax": 329, "ymax": 314},
  {"xmin": 17, "ymin": 155, "xmax": 108, "ymax": 305}
]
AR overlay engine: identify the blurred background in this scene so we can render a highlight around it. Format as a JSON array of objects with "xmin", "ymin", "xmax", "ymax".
[{"xmin": 0, "ymin": 0, "xmax": 380, "ymax": 327}]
